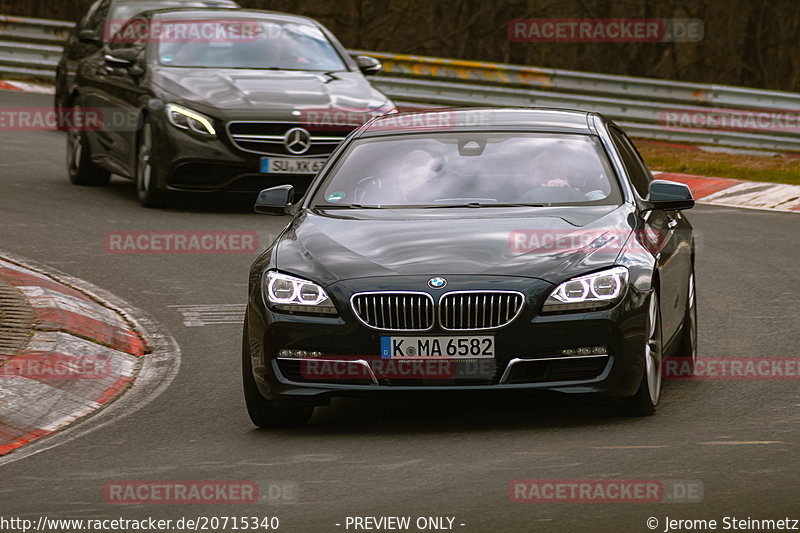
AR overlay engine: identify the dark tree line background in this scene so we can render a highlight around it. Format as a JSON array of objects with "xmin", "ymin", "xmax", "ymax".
[{"xmin": 2, "ymin": 0, "xmax": 799, "ymax": 92}]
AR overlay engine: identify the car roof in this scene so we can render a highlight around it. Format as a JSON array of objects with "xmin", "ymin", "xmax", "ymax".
[
  {"xmin": 113, "ymin": 0, "xmax": 238, "ymax": 5},
  {"xmin": 148, "ymin": 7, "xmax": 319, "ymax": 26},
  {"xmin": 360, "ymin": 107, "xmax": 598, "ymax": 137}
]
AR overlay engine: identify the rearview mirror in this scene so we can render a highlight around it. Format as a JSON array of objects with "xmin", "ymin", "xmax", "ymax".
[
  {"xmin": 255, "ymin": 185, "xmax": 295, "ymax": 214},
  {"xmin": 78, "ymin": 29, "xmax": 101, "ymax": 45},
  {"xmin": 354, "ymin": 55, "xmax": 382, "ymax": 76},
  {"xmin": 643, "ymin": 180, "xmax": 695, "ymax": 211}
]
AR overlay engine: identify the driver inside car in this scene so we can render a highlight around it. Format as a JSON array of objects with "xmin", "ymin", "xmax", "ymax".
[
  {"xmin": 354, "ymin": 149, "xmax": 446, "ymax": 205},
  {"xmin": 520, "ymin": 151, "xmax": 605, "ymax": 203}
]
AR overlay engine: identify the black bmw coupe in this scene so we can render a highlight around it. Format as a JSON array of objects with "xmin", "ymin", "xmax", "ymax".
[{"xmin": 243, "ymin": 108, "xmax": 697, "ymax": 426}]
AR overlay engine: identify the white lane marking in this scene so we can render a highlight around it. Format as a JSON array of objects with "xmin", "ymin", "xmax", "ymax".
[
  {"xmin": 168, "ymin": 304, "xmax": 246, "ymax": 327},
  {"xmin": 698, "ymin": 441, "xmax": 786, "ymax": 445},
  {"xmin": 589, "ymin": 446, "xmax": 669, "ymax": 449}
]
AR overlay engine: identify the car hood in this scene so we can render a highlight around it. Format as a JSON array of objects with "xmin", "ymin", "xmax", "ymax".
[
  {"xmin": 275, "ymin": 205, "xmax": 635, "ymax": 286},
  {"xmin": 151, "ymin": 67, "xmax": 389, "ymax": 112}
]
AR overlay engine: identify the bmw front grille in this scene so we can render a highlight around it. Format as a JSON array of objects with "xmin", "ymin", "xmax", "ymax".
[
  {"xmin": 350, "ymin": 290, "xmax": 524, "ymax": 331},
  {"xmin": 439, "ymin": 291, "xmax": 524, "ymax": 330},
  {"xmin": 351, "ymin": 292, "xmax": 435, "ymax": 331}
]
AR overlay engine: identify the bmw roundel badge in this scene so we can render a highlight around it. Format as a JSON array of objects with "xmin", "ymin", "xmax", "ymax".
[{"xmin": 428, "ymin": 276, "xmax": 447, "ymax": 289}]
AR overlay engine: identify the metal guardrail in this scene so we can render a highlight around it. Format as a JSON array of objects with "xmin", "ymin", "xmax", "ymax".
[
  {"xmin": 356, "ymin": 51, "xmax": 800, "ymax": 152},
  {"xmin": 1, "ymin": 15, "xmax": 799, "ymax": 151},
  {"xmin": 0, "ymin": 15, "xmax": 72, "ymax": 79}
]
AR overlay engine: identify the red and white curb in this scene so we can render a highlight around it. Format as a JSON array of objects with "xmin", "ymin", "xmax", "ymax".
[
  {"xmin": 0, "ymin": 258, "xmax": 147, "ymax": 457},
  {"xmin": 654, "ymin": 172, "xmax": 800, "ymax": 213},
  {"xmin": 0, "ymin": 79, "xmax": 54, "ymax": 94}
]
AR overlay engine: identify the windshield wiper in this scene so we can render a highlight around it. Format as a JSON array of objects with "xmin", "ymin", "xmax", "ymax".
[
  {"xmin": 315, "ymin": 204, "xmax": 381, "ymax": 209},
  {"xmin": 424, "ymin": 202, "xmax": 545, "ymax": 208}
]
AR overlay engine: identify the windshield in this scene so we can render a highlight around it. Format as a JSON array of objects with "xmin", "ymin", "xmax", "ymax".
[
  {"xmin": 312, "ymin": 132, "xmax": 622, "ymax": 208},
  {"xmin": 109, "ymin": 2, "xmax": 237, "ymax": 24},
  {"xmin": 155, "ymin": 19, "xmax": 347, "ymax": 71}
]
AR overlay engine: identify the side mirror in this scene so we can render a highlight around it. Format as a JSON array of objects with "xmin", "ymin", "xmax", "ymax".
[
  {"xmin": 644, "ymin": 180, "xmax": 695, "ymax": 211},
  {"xmin": 354, "ymin": 55, "xmax": 382, "ymax": 76},
  {"xmin": 78, "ymin": 29, "xmax": 101, "ymax": 45},
  {"xmin": 255, "ymin": 185, "xmax": 294, "ymax": 214}
]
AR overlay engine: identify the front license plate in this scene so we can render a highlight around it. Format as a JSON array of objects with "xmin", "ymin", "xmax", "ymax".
[
  {"xmin": 260, "ymin": 157, "xmax": 325, "ymax": 174},
  {"xmin": 381, "ymin": 336, "xmax": 494, "ymax": 359}
]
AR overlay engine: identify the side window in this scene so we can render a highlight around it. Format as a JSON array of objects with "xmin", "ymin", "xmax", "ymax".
[
  {"xmin": 87, "ymin": 0, "xmax": 112, "ymax": 34},
  {"xmin": 609, "ymin": 127, "xmax": 651, "ymax": 198},
  {"xmin": 77, "ymin": 1, "xmax": 101, "ymax": 30},
  {"xmin": 109, "ymin": 17, "xmax": 149, "ymax": 50}
]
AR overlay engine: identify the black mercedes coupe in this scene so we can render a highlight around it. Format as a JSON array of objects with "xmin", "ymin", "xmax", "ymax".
[
  {"xmin": 64, "ymin": 8, "xmax": 394, "ymax": 206},
  {"xmin": 243, "ymin": 108, "xmax": 697, "ymax": 426}
]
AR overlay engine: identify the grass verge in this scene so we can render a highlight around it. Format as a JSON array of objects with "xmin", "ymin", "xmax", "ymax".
[{"xmin": 634, "ymin": 140, "xmax": 800, "ymax": 185}]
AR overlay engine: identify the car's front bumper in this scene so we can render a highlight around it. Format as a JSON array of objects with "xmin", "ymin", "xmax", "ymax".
[
  {"xmin": 150, "ymin": 120, "xmax": 324, "ymax": 195},
  {"xmin": 245, "ymin": 275, "xmax": 650, "ymax": 406}
]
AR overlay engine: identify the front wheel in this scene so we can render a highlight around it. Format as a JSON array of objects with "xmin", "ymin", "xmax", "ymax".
[
  {"xmin": 67, "ymin": 104, "xmax": 111, "ymax": 186},
  {"xmin": 242, "ymin": 317, "xmax": 314, "ymax": 428},
  {"xmin": 54, "ymin": 69, "xmax": 69, "ymax": 131},
  {"xmin": 136, "ymin": 119, "xmax": 173, "ymax": 208},
  {"xmin": 675, "ymin": 268, "xmax": 697, "ymax": 373},
  {"xmin": 625, "ymin": 291, "xmax": 663, "ymax": 416}
]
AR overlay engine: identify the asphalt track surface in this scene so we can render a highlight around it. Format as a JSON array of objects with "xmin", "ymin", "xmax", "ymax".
[{"xmin": 0, "ymin": 91, "xmax": 799, "ymax": 532}]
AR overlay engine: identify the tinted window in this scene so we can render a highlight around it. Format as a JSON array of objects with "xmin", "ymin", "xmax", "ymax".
[
  {"xmin": 77, "ymin": 0, "xmax": 102, "ymax": 30},
  {"xmin": 109, "ymin": 17, "xmax": 150, "ymax": 49},
  {"xmin": 108, "ymin": 1, "xmax": 237, "ymax": 25},
  {"xmin": 87, "ymin": 0, "xmax": 111, "ymax": 32},
  {"xmin": 313, "ymin": 132, "xmax": 622, "ymax": 208},
  {"xmin": 609, "ymin": 127, "xmax": 652, "ymax": 198},
  {"xmin": 156, "ymin": 20, "xmax": 346, "ymax": 71}
]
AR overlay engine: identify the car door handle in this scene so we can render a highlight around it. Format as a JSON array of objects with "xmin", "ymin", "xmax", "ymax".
[{"xmin": 667, "ymin": 218, "xmax": 678, "ymax": 230}]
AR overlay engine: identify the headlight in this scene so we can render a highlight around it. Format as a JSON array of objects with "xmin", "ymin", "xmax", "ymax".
[
  {"xmin": 166, "ymin": 104, "xmax": 216, "ymax": 136},
  {"xmin": 264, "ymin": 271, "xmax": 337, "ymax": 315},
  {"xmin": 542, "ymin": 266, "xmax": 628, "ymax": 312}
]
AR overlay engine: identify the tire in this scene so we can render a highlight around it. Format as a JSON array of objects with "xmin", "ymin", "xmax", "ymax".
[
  {"xmin": 54, "ymin": 68, "xmax": 69, "ymax": 131},
  {"xmin": 136, "ymin": 118, "xmax": 173, "ymax": 208},
  {"xmin": 674, "ymin": 267, "xmax": 697, "ymax": 373},
  {"xmin": 67, "ymin": 104, "xmax": 111, "ymax": 186},
  {"xmin": 624, "ymin": 291, "xmax": 663, "ymax": 416},
  {"xmin": 242, "ymin": 317, "xmax": 314, "ymax": 428}
]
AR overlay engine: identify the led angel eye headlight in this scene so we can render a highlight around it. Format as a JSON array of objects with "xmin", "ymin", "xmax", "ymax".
[
  {"xmin": 543, "ymin": 266, "xmax": 628, "ymax": 312},
  {"xmin": 264, "ymin": 271, "xmax": 337, "ymax": 315}
]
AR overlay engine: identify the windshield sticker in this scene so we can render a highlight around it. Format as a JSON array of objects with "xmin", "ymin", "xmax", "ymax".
[{"xmin": 326, "ymin": 192, "xmax": 345, "ymax": 202}]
